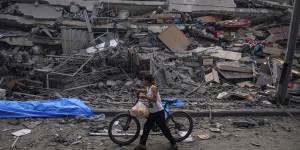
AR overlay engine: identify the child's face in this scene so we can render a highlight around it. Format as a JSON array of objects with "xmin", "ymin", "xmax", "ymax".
[{"xmin": 143, "ymin": 80, "xmax": 150, "ymax": 86}]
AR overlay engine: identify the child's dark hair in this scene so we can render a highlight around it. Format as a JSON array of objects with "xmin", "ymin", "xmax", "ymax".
[{"xmin": 144, "ymin": 74, "xmax": 155, "ymax": 84}]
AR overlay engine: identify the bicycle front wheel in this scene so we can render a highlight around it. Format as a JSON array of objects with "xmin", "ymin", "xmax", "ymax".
[
  {"xmin": 166, "ymin": 111, "xmax": 193, "ymax": 142},
  {"xmin": 108, "ymin": 113, "xmax": 141, "ymax": 146}
]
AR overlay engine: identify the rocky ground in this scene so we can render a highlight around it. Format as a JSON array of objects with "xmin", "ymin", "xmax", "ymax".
[{"xmin": 0, "ymin": 116, "xmax": 299, "ymax": 150}]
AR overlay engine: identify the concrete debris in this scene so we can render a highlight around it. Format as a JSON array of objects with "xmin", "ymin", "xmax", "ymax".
[
  {"xmin": 209, "ymin": 128, "xmax": 221, "ymax": 133},
  {"xmin": 216, "ymin": 62, "xmax": 252, "ymax": 73},
  {"xmin": 263, "ymin": 46, "xmax": 283, "ymax": 57},
  {"xmin": 217, "ymin": 92, "xmax": 229, "ymax": 100},
  {"xmin": 210, "ymin": 49, "xmax": 242, "ymax": 61},
  {"xmin": 232, "ymin": 120, "xmax": 256, "ymax": 128},
  {"xmin": 205, "ymin": 69, "xmax": 219, "ymax": 83},
  {"xmin": 268, "ymin": 26, "xmax": 300, "ymax": 43},
  {"xmin": 23, "ymin": 121, "xmax": 43, "ymax": 129},
  {"xmin": 197, "ymin": 133, "xmax": 210, "ymax": 140},
  {"xmin": 237, "ymin": 81, "xmax": 255, "ymax": 88},
  {"xmin": 62, "ymin": 28, "xmax": 90, "ymax": 54},
  {"xmin": 11, "ymin": 129, "xmax": 31, "ymax": 137},
  {"xmin": 14, "ymin": 3, "xmax": 62, "ymax": 19},
  {"xmin": 0, "ymin": 0, "xmax": 299, "ymax": 113},
  {"xmin": 169, "ymin": 0, "xmax": 236, "ymax": 13},
  {"xmin": 0, "ymin": 88, "xmax": 6, "ymax": 98},
  {"xmin": 86, "ymin": 39, "xmax": 118, "ymax": 54}
]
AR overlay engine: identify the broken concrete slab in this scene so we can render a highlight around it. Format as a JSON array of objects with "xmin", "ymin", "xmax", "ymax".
[
  {"xmin": 0, "ymin": 36, "xmax": 33, "ymax": 46},
  {"xmin": 169, "ymin": 0, "xmax": 236, "ymax": 12},
  {"xmin": 0, "ymin": 14, "xmax": 56, "ymax": 27},
  {"xmin": 102, "ymin": 0, "xmax": 167, "ymax": 16},
  {"xmin": 210, "ymin": 50, "xmax": 242, "ymax": 61},
  {"xmin": 15, "ymin": 0, "xmax": 96, "ymax": 11},
  {"xmin": 158, "ymin": 25, "xmax": 191, "ymax": 53},
  {"xmin": 263, "ymin": 46, "xmax": 283, "ymax": 57},
  {"xmin": 11, "ymin": 129, "xmax": 31, "ymax": 137},
  {"xmin": 216, "ymin": 61, "xmax": 252, "ymax": 73},
  {"xmin": 15, "ymin": 3, "xmax": 63, "ymax": 19},
  {"xmin": 218, "ymin": 70, "xmax": 253, "ymax": 79},
  {"xmin": 254, "ymin": 0, "xmax": 293, "ymax": 9},
  {"xmin": 202, "ymin": 56, "xmax": 214, "ymax": 66}
]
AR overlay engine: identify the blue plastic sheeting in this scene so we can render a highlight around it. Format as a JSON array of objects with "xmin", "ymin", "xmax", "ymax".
[
  {"xmin": 0, "ymin": 98, "xmax": 94, "ymax": 118},
  {"xmin": 162, "ymin": 98, "xmax": 185, "ymax": 118}
]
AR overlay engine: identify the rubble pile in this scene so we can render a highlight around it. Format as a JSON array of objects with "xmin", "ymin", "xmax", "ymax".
[{"xmin": 0, "ymin": 0, "xmax": 300, "ymax": 110}]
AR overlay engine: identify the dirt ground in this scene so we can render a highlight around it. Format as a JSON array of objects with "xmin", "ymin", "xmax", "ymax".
[{"xmin": 0, "ymin": 116, "xmax": 299, "ymax": 150}]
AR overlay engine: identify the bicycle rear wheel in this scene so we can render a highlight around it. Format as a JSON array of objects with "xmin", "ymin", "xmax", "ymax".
[
  {"xmin": 108, "ymin": 113, "xmax": 141, "ymax": 146},
  {"xmin": 166, "ymin": 111, "xmax": 193, "ymax": 142}
]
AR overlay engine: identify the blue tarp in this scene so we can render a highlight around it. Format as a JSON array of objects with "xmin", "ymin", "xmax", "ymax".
[
  {"xmin": 0, "ymin": 98, "xmax": 94, "ymax": 118},
  {"xmin": 162, "ymin": 98, "xmax": 184, "ymax": 118}
]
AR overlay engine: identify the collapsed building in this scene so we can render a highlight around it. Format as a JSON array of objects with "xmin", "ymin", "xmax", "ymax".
[{"xmin": 0, "ymin": 0, "xmax": 299, "ymax": 111}]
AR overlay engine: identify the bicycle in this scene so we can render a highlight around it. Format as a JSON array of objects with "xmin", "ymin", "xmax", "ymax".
[{"xmin": 108, "ymin": 92, "xmax": 193, "ymax": 146}]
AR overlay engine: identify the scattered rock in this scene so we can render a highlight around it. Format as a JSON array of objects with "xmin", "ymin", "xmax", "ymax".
[
  {"xmin": 209, "ymin": 128, "xmax": 222, "ymax": 133},
  {"xmin": 210, "ymin": 122, "xmax": 224, "ymax": 129},
  {"xmin": 97, "ymin": 82, "xmax": 105, "ymax": 89},
  {"xmin": 217, "ymin": 92, "xmax": 228, "ymax": 99},
  {"xmin": 198, "ymin": 133, "xmax": 210, "ymax": 140},
  {"xmin": 23, "ymin": 121, "xmax": 42, "ymax": 129},
  {"xmin": 232, "ymin": 120, "xmax": 256, "ymax": 128},
  {"xmin": 124, "ymin": 80, "xmax": 134, "ymax": 86},
  {"xmin": 250, "ymin": 142, "xmax": 261, "ymax": 147},
  {"xmin": 106, "ymin": 80, "xmax": 117, "ymax": 87},
  {"xmin": 8, "ymin": 120, "xmax": 21, "ymax": 126},
  {"xmin": 257, "ymin": 119, "xmax": 270, "ymax": 126},
  {"xmin": 262, "ymin": 100, "xmax": 272, "ymax": 106}
]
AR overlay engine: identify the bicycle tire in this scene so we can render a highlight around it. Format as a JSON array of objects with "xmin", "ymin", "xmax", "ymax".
[
  {"xmin": 166, "ymin": 111, "xmax": 193, "ymax": 142},
  {"xmin": 108, "ymin": 113, "xmax": 141, "ymax": 146}
]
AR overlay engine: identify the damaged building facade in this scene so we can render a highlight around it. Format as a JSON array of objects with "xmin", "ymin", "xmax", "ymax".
[{"xmin": 0, "ymin": 0, "xmax": 299, "ymax": 111}]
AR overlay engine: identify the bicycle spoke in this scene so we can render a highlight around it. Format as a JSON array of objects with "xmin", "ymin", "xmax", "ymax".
[
  {"xmin": 111, "ymin": 116, "xmax": 138, "ymax": 142},
  {"xmin": 167, "ymin": 112, "xmax": 193, "ymax": 142}
]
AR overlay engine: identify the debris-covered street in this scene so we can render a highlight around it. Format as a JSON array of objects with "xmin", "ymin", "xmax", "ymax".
[
  {"xmin": 0, "ymin": 0, "xmax": 300, "ymax": 149},
  {"xmin": 1, "ymin": 117, "xmax": 300, "ymax": 150}
]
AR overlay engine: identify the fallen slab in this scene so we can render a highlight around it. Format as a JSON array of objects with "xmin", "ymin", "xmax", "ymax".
[{"xmin": 158, "ymin": 25, "xmax": 191, "ymax": 53}]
